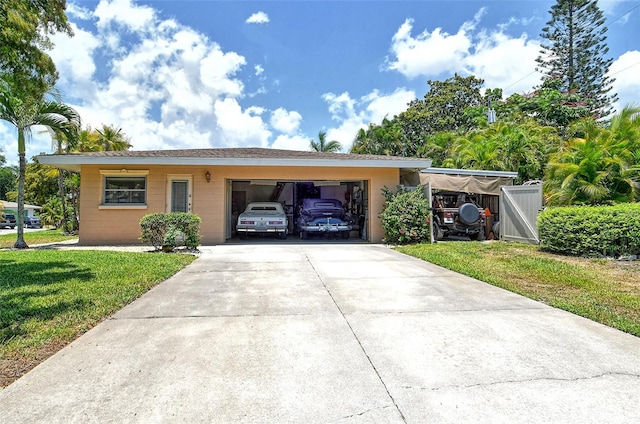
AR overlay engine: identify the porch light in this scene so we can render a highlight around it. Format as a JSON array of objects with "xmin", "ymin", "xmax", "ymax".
[{"xmin": 205, "ymin": 171, "xmax": 211, "ymax": 183}]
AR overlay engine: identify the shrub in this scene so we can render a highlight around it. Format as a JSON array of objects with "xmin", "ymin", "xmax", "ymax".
[
  {"xmin": 380, "ymin": 185, "xmax": 431, "ymax": 244},
  {"xmin": 140, "ymin": 212, "xmax": 201, "ymax": 251},
  {"xmin": 538, "ymin": 203, "xmax": 640, "ymax": 257}
]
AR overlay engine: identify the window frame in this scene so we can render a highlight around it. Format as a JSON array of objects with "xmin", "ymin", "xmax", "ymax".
[{"xmin": 99, "ymin": 170, "xmax": 149, "ymax": 209}]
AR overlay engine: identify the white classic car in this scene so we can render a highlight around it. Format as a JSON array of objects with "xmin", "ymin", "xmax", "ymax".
[{"xmin": 236, "ymin": 202, "xmax": 288, "ymax": 239}]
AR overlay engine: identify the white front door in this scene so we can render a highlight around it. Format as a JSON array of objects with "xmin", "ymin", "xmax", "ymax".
[{"xmin": 167, "ymin": 176, "xmax": 192, "ymax": 213}]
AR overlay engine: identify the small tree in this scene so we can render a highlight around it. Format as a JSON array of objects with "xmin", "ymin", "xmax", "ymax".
[
  {"xmin": 0, "ymin": 85, "xmax": 80, "ymax": 248},
  {"xmin": 379, "ymin": 186, "xmax": 431, "ymax": 244}
]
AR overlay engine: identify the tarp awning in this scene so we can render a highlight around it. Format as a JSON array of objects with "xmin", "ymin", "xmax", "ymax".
[{"xmin": 419, "ymin": 173, "xmax": 513, "ymax": 195}]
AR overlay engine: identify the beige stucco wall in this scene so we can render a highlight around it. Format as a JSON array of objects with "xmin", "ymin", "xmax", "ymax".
[{"xmin": 78, "ymin": 164, "xmax": 400, "ymax": 245}]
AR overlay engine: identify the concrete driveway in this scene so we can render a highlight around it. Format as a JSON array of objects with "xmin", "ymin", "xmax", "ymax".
[{"xmin": 1, "ymin": 244, "xmax": 640, "ymax": 423}]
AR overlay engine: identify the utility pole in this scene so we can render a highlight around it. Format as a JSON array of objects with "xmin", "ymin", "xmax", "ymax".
[{"xmin": 487, "ymin": 97, "xmax": 496, "ymax": 124}]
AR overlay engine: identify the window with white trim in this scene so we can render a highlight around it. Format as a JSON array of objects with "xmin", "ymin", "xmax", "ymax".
[{"xmin": 103, "ymin": 176, "xmax": 146, "ymax": 204}]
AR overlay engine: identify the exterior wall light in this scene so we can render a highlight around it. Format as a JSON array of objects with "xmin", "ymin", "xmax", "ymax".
[{"xmin": 205, "ymin": 171, "xmax": 211, "ymax": 183}]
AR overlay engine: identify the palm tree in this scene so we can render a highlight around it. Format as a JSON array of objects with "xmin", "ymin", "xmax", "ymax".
[
  {"xmin": 605, "ymin": 106, "xmax": 640, "ymax": 166},
  {"xmin": 45, "ymin": 127, "xmax": 78, "ymax": 233},
  {"xmin": 545, "ymin": 108, "xmax": 640, "ymax": 206},
  {"xmin": 310, "ymin": 131, "xmax": 342, "ymax": 153},
  {"xmin": 95, "ymin": 124, "xmax": 132, "ymax": 151},
  {"xmin": 0, "ymin": 86, "xmax": 80, "ymax": 248},
  {"xmin": 417, "ymin": 131, "xmax": 458, "ymax": 166},
  {"xmin": 544, "ymin": 136, "xmax": 611, "ymax": 206},
  {"xmin": 446, "ymin": 133, "xmax": 504, "ymax": 171},
  {"xmin": 76, "ymin": 126, "xmax": 101, "ymax": 152}
]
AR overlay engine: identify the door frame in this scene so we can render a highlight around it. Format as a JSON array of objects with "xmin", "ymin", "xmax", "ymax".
[{"xmin": 166, "ymin": 175, "xmax": 193, "ymax": 213}]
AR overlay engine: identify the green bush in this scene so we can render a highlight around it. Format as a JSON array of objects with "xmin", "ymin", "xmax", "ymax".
[
  {"xmin": 140, "ymin": 212, "xmax": 201, "ymax": 251},
  {"xmin": 380, "ymin": 186, "xmax": 431, "ymax": 244},
  {"xmin": 538, "ymin": 203, "xmax": 640, "ymax": 257}
]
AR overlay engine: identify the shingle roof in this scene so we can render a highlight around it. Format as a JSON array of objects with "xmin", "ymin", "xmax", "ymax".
[
  {"xmin": 58, "ymin": 147, "xmax": 426, "ymax": 162},
  {"xmin": 37, "ymin": 147, "xmax": 432, "ymax": 172}
]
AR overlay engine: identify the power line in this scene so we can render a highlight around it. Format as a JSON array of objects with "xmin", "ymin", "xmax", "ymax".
[
  {"xmin": 503, "ymin": 71, "xmax": 538, "ymax": 91},
  {"xmin": 500, "ymin": 2, "xmax": 640, "ymax": 92},
  {"xmin": 609, "ymin": 60, "xmax": 640, "ymax": 77},
  {"xmin": 608, "ymin": 2, "xmax": 640, "ymax": 25}
]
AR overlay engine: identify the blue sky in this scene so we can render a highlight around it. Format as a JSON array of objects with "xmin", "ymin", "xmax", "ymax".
[{"xmin": 2, "ymin": 0, "xmax": 639, "ymax": 165}]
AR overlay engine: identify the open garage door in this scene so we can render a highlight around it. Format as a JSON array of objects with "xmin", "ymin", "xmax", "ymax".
[{"xmin": 228, "ymin": 179, "xmax": 368, "ymax": 241}]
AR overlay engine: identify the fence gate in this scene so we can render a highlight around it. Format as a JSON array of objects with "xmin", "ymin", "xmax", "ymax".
[{"xmin": 499, "ymin": 184, "xmax": 543, "ymax": 244}]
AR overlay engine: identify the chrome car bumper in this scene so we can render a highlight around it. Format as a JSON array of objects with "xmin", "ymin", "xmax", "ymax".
[
  {"xmin": 299, "ymin": 223, "xmax": 352, "ymax": 233},
  {"xmin": 236, "ymin": 226, "xmax": 287, "ymax": 233}
]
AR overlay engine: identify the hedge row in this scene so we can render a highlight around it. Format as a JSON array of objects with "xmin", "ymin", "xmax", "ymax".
[
  {"xmin": 140, "ymin": 212, "xmax": 201, "ymax": 251},
  {"xmin": 538, "ymin": 203, "xmax": 640, "ymax": 257}
]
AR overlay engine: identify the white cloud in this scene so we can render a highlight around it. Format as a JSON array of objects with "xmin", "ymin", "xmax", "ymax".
[
  {"xmin": 246, "ymin": 11, "xmax": 270, "ymax": 24},
  {"xmin": 323, "ymin": 92, "xmax": 357, "ymax": 121},
  {"xmin": 271, "ymin": 134, "xmax": 310, "ymax": 151},
  {"xmin": 270, "ymin": 108, "xmax": 302, "ymax": 135},
  {"xmin": 0, "ymin": 124, "xmax": 57, "ymax": 166},
  {"xmin": 214, "ymin": 99, "xmax": 271, "ymax": 147},
  {"xmin": 609, "ymin": 51, "xmax": 640, "ymax": 112},
  {"xmin": 321, "ymin": 89, "xmax": 416, "ymax": 151},
  {"xmin": 49, "ymin": 24, "xmax": 101, "ymax": 98},
  {"xmin": 599, "ymin": 0, "xmax": 628, "ymax": 14},
  {"xmin": 466, "ymin": 31, "xmax": 542, "ymax": 95},
  {"xmin": 362, "ymin": 89, "xmax": 415, "ymax": 123},
  {"xmin": 385, "ymin": 10, "xmax": 545, "ymax": 96},
  {"xmin": 497, "ymin": 16, "xmax": 538, "ymax": 32},
  {"xmin": 255, "ymin": 65, "xmax": 265, "ymax": 76},
  {"xmin": 386, "ymin": 18, "xmax": 472, "ymax": 78},
  {"xmin": 66, "ymin": 2, "xmax": 93, "ymax": 20},
  {"xmin": 94, "ymin": 0, "xmax": 155, "ymax": 32},
  {"xmin": 199, "ymin": 47, "xmax": 246, "ymax": 96},
  {"xmin": 0, "ymin": 0, "xmax": 273, "ymax": 161},
  {"xmin": 0, "ymin": 124, "xmax": 16, "ymax": 165},
  {"xmin": 22, "ymin": 0, "xmax": 272, "ymax": 155}
]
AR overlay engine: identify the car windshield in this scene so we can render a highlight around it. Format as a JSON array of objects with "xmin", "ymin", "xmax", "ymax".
[
  {"xmin": 303, "ymin": 199, "xmax": 342, "ymax": 209},
  {"xmin": 250, "ymin": 206, "xmax": 277, "ymax": 211}
]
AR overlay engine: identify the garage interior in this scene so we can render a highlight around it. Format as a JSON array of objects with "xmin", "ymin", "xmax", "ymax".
[{"xmin": 228, "ymin": 180, "xmax": 369, "ymax": 240}]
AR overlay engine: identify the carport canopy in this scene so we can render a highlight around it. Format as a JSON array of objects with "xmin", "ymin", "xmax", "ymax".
[{"xmin": 417, "ymin": 168, "xmax": 518, "ymax": 196}]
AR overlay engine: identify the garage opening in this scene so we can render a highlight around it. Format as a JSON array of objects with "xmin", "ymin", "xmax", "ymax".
[{"xmin": 227, "ymin": 180, "xmax": 369, "ymax": 241}]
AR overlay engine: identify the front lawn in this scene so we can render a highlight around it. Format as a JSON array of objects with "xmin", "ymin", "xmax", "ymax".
[
  {"xmin": 0, "ymin": 250, "xmax": 195, "ymax": 387},
  {"xmin": 0, "ymin": 229, "xmax": 78, "ymax": 248},
  {"xmin": 397, "ymin": 241, "xmax": 640, "ymax": 337}
]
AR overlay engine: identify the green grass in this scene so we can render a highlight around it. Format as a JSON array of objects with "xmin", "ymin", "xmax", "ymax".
[
  {"xmin": 397, "ymin": 241, "xmax": 640, "ymax": 337},
  {"xmin": 0, "ymin": 250, "xmax": 195, "ymax": 384},
  {"xmin": 0, "ymin": 229, "xmax": 78, "ymax": 248}
]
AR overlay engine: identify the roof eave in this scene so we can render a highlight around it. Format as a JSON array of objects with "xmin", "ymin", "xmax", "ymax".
[{"xmin": 37, "ymin": 155, "xmax": 432, "ymax": 172}]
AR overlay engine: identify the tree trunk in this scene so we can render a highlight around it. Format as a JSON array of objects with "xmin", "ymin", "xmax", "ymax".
[
  {"xmin": 14, "ymin": 148, "xmax": 28, "ymax": 249},
  {"xmin": 58, "ymin": 169, "xmax": 68, "ymax": 232}
]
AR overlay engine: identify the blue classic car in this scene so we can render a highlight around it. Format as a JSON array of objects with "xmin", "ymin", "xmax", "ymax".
[{"xmin": 297, "ymin": 198, "xmax": 352, "ymax": 239}]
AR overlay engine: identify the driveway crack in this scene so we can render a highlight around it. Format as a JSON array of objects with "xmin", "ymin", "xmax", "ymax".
[
  {"xmin": 340, "ymin": 405, "xmax": 393, "ymax": 420},
  {"xmin": 304, "ymin": 251, "xmax": 408, "ymax": 423},
  {"xmin": 400, "ymin": 372, "xmax": 640, "ymax": 392}
]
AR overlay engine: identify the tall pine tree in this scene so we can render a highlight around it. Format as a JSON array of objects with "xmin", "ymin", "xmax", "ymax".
[{"xmin": 536, "ymin": 0, "xmax": 617, "ymax": 118}]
